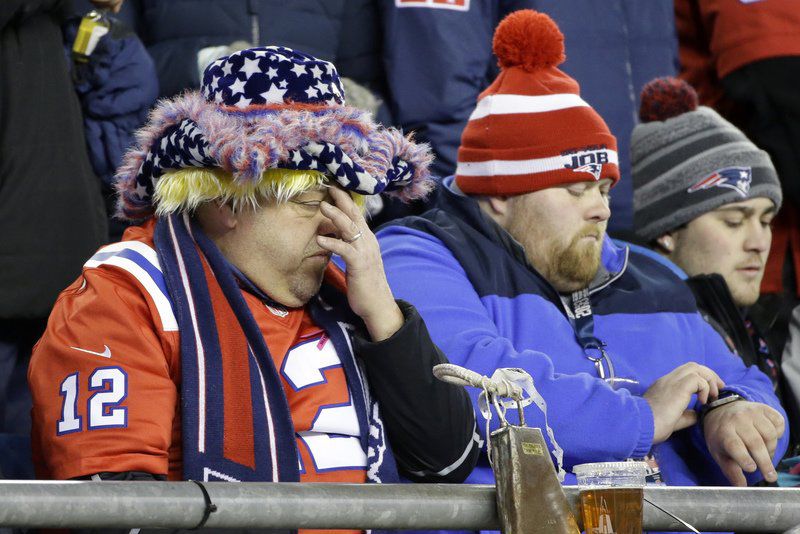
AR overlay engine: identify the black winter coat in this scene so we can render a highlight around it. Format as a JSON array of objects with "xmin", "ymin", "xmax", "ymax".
[
  {"xmin": 117, "ymin": 0, "xmax": 385, "ymax": 100},
  {"xmin": 0, "ymin": 0, "xmax": 107, "ymax": 319}
]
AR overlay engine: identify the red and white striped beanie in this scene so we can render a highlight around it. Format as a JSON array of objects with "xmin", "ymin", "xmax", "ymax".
[{"xmin": 455, "ymin": 10, "xmax": 620, "ymax": 196}]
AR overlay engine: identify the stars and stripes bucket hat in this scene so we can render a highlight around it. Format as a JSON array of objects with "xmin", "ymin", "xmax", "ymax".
[
  {"xmin": 455, "ymin": 10, "xmax": 620, "ymax": 196},
  {"xmin": 115, "ymin": 46, "xmax": 433, "ymax": 221}
]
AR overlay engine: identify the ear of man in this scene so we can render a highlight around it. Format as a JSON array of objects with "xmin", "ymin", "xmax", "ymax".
[
  {"xmin": 478, "ymin": 195, "xmax": 513, "ymax": 229},
  {"xmin": 195, "ymin": 201, "xmax": 239, "ymax": 238},
  {"xmin": 655, "ymin": 232, "xmax": 675, "ymax": 255}
]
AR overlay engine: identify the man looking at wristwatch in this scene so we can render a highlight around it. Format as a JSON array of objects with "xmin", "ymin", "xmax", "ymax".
[
  {"xmin": 632, "ymin": 77, "xmax": 799, "ymax": 469},
  {"xmin": 376, "ymin": 10, "xmax": 788, "ymax": 490}
]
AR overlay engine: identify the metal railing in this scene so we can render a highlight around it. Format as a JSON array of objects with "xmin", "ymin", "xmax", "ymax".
[{"xmin": 0, "ymin": 482, "xmax": 797, "ymax": 532}]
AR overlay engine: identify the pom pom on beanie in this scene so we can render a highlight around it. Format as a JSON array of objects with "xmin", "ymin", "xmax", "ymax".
[
  {"xmin": 639, "ymin": 77, "xmax": 699, "ymax": 122},
  {"xmin": 493, "ymin": 10, "xmax": 565, "ymax": 72}
]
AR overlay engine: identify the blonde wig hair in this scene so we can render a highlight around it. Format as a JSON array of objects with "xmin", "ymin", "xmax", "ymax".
[{"xmin": 154, "ymin": 167, "xmax": 366, "ymax": 216}]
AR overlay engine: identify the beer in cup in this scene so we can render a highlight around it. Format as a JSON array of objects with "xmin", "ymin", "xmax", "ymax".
[{"xmin": 573, "ymin": 461, "xmax": 647, "ymax": 534}]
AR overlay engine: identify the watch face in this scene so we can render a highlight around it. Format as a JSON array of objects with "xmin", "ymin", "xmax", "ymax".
[
  {"xmin": 701, "ymin": 394, "xmax": 744, "ymax": 424},
  {"xmin": 708, "ymin": 394, "xmax": 743, "ymax": 409}
]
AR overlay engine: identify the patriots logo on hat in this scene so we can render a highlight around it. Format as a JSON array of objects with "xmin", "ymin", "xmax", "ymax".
[
  {"xmin": 687, "ymin": 166, "xmax": 752, "ymax": 198},
  {"xmin": 572, "ymin": 163, "xmax": 603, "ymax": 181}
]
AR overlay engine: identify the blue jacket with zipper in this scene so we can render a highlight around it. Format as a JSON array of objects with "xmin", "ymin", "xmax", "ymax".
[{"xmin": 376, "ymin": 177, "xmax": 788, "ymax": 490}]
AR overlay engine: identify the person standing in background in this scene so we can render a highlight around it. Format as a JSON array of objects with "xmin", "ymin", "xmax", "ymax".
[
  {"xmin": 0, "ymin": 0, "xmax": 109, "ymax": 479},
  {"xmin": 68, "ymin": 0, "xmax": 158, "ymax": 240},
  {"xmin": 115, "ymin": 0, "xmax": 387, "ymax": 116}
]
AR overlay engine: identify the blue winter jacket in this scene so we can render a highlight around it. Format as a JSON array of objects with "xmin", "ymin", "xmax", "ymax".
[
  {"xmin": 379, "ymin": 0, "xmax": 677, "ymax": 232},
  {"xmin": 64, "ymin": 14, "xmax": 158, "ymax": 190},
  {"xmin": 117, "ymin": 0, "xmax": 385, "ymax": 102},
  {"xmin": 377, "ymin": 177, "xmax": 788, "ymax": 490}
]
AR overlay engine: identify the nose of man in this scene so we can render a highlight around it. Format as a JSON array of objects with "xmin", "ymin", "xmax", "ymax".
[
  {"xmin": 585, "ymin": 187, "xmax": 611, "ymax": 223},
  {"xmin": 743, "ymin": 220, "xmax": 771, "ymax": 255}
]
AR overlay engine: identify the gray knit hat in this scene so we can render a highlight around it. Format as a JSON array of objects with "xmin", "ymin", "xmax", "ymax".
[{"xmin": 632, "ymin": 78, "xmax": 782, "ymax": 242}]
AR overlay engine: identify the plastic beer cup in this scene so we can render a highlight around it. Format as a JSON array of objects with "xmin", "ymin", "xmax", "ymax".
[{"xmin": 573, "ymin": 461, "xmax": 647, "ymax": 534}]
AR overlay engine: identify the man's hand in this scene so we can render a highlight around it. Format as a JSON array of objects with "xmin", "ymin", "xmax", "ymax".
[
  {"xmin": 703, "ymin": 400, "xmax": 785, "ymax": 486},
  {"xmin": 90, "ymin": 0, "xmax": 124, "ymax": 13},
  {"xmin": 644, "ymin": 363, "xmax": 724, "ymax": 444},
  {"xmin": 316, "ymin": 187, "xmax": 404, "ymax": 342}
]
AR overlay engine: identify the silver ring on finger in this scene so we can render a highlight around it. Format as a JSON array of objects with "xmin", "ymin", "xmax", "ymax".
[{"xmin": 343, "ymin": 231, "xmax": 363, "ymax": 243}]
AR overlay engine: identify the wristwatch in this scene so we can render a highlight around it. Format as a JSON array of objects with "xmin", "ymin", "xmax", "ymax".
[{"xmin": 700, "ymin": 391, "xmax": 744, "ymax": 424}]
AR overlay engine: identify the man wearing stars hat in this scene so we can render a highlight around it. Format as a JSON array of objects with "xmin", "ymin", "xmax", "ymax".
[{"xmin": 28, "ymin": 46, "xmax": 479, "ymax": 500}]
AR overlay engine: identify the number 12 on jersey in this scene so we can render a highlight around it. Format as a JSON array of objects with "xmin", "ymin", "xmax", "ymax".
[{"xmin": 57, "ymin": 367, "xmax": 128, "ymax": 435}]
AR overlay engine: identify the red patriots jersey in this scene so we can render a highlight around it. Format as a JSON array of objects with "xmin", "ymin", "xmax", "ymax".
[
  {"xmin": 249, "ymin": 295, "xmax": 367, "ymax": 484},
  {"xmin": 29, "ymin": 221, "xmax": 367, "ymax": 495}
]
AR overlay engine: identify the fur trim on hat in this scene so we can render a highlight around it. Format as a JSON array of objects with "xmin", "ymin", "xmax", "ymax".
[{"xmin": 115, "ymin": 92, "xmax": 434, "ymax": 220}]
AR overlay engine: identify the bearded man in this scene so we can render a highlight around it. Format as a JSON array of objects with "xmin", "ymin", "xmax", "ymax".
[{"xmin": 377, "ymin": 10, "xmax": 787, "ymax": 492}]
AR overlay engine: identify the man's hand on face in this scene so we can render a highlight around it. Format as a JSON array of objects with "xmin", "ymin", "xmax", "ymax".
[
  {"xmin": 703, "ymin": 400, "xmax": 784, "ymax": 486},
  {"xmin": 644, "ymin": 363, "xmax": 724, "ymax": 444},
  {"xmin": 316, "ymin": 187, "xmax": 404, "ymax": 342},
  {"xmin": 89, "ymin": 0, "xmax": 124, "ymax": 13}
]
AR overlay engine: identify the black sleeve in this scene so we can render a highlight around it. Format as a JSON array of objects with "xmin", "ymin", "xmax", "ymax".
[
  {"xmin": 686, "ymin": 273, "xmax": 758, "ymax": 365},
  {"xmin": 352, "ymin": 300, "xmax": 480, "ymax": 483},
  {"xmin": 0, "ymin": 0, "xmax": 66, "ymax": 29}
]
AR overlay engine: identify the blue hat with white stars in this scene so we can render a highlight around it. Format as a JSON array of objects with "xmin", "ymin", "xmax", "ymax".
[
  {"xmin": 202, "ymin": 46, "xmax": 345, "ymax": 108},
  {"xmin": 115, "ymin": 46, "xmax": 434, "ymax": 221}
]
